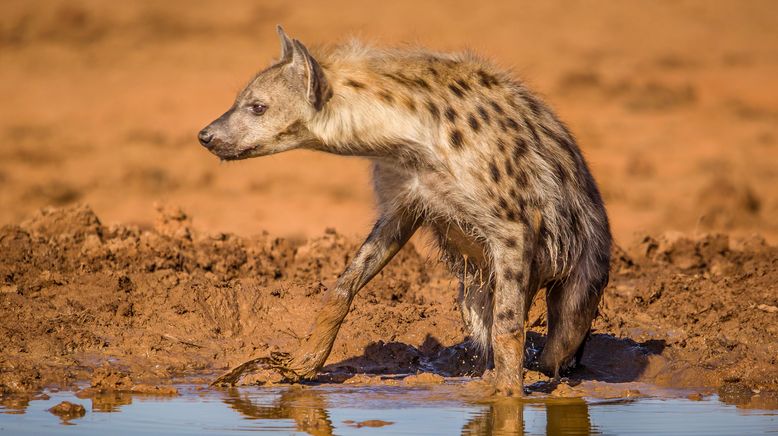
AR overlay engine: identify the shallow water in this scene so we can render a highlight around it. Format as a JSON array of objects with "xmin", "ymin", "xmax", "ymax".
[{"xmin": 1, "ymin": 384, "xmax": 776, "ymax": 435}]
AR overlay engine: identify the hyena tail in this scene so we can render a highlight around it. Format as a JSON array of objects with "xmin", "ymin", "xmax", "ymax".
[
  {"xmin": 537, "ymin": 254, "xmax": 609, "ymax": 378},
  {"xmin": 458, "ymin": 280, "xmax": 494, "ymax": 358}
]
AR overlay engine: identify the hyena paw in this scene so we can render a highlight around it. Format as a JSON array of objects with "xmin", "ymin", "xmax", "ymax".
[{"xmin": 211, "ymin": 352, "xmax": 300, "ymax": 387}]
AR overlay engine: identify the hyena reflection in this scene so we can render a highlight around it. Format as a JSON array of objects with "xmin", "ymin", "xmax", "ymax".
[{"xmin": 200, "ymin": 26, "xmax": 611, "ymax": 395}]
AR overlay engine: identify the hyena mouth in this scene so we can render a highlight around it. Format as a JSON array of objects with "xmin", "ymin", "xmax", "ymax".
[{"xmin": 217, "ymin": 145, "xmax": 260, "ymax": 161}]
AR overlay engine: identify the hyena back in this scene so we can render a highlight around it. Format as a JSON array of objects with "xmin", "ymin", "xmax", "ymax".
[{"xmin": 200, "ymin": 27, "xmax": 611, "ymax": 395}]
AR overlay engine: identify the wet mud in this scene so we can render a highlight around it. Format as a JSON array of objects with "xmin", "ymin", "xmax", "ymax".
[{"xmin": 1, "ymin": 205, "xmax": 776, "ymax": 410}]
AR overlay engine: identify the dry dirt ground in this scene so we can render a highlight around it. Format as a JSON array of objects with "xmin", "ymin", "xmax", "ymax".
[{"xmin": 0, "ymin": 0, "xmax": 777, "ymax": 409}]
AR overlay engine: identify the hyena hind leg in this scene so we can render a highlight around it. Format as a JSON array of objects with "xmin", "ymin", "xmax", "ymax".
[{"xmin": 537, "ymin": 264, "xmax": 609, "ymax": 378}]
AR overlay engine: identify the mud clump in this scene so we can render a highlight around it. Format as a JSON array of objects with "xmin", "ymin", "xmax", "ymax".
[
  {"xmin": 83, "ymin": 365, "xmax": 178, "ymax": 396},
  {"xmin": 0, "ymin": 205, "xmax": 777, "ymax": 405},
  {"xmin": 48, "ymin": 400, "xmax": 86, "ymax": 421},
  {"xmin": 91, "ymin": 366, "xmax": 134, "ymax": 391},
  {"xmin": 403, "ymin": 372, "xmax": 445, "ymax": 385}
]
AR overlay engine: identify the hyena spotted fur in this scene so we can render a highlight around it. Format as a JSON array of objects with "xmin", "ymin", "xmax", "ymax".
[{"xmin": 200, "ymin": 27, "xmax": 611, "ymax": 395}]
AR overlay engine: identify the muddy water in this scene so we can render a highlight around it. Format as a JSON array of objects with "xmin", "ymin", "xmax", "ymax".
[{"xmin": 1, "ymin": 384, "xmax": 776, "ymax": 435}]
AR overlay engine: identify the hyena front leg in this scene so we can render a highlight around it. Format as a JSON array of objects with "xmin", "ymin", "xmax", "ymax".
[
  {"xmin": 213, "ymin": 212, "xmax": 419, "ymax": 385},
  {"xmin": 277, "ymin": 212, "xmax": 419, "ymax": 381},
  {"xmin": 490, "ymin": 243, "xmax": 534, "ymax": 396}
]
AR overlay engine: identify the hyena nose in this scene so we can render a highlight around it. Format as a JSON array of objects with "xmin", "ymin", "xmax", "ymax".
[{"xmin": 198, "ymin": 129, "xmax": 214, "ymax": 148}]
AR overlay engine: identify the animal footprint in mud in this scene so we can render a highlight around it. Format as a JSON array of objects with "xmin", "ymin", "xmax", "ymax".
[{"xmin": 211, "ymin": 352, "xmax": 297, "ymax": 386}]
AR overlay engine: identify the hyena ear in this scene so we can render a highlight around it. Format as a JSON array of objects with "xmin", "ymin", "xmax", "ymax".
[
  {"xmin": 290, "ymin": 39, "xmax": 332, "ymax": 111},
  {"xmin": 276, "ymin": 25, "xmax": 294, "ymax": 63}
]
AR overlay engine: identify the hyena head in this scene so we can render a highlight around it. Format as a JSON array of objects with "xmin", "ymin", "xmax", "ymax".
[{"xmin": 198, "ymin": 26, "xmax": 331, "ymax": 160}]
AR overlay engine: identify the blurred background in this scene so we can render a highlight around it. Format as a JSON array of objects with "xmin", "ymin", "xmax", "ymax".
[{"xmin": 1, "ymin": 0, "xmax": 776, "ymax": 244}]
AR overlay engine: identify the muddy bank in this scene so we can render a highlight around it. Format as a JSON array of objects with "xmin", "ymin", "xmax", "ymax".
[{"xmin": 1, "ymin": 205, "xmax": 776, "ymax": 407}]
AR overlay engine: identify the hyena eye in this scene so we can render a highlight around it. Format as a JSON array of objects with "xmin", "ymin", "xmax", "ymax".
[{"xmin": 249, "ymin": 103, "xmax": 267, "ymax": 116}]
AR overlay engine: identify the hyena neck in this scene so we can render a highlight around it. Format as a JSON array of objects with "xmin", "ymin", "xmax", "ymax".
[{"xmin": 304, "ymin": 61, "xmax": 436, "ymax": 164}]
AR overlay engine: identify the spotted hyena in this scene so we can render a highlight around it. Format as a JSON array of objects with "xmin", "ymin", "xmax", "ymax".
[{"xmin": 199, "ymin": 26, "xmax": 611, "ymax": 395}]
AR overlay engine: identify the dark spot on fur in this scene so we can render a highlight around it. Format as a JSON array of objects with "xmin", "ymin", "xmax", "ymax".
[
  {"xmin": 509, "ymin": 187, "xmax": 517, "ymax": 198},
  {"xmin": 523, "ymin": 91, "xmax": 543, "ymax": 117},
  {"xmin": 489, "ymin": 161, "xmax": 501, "ymax": 182},
  {"xmin": 456, "ymin": 78, "xmax": 472, "ymax": 91},
  {"xmin": 519, "ymin": 209, "xmax": 531, "ymax": 226},
  {"xmin": 414, "ymin": 77, "xmax": 432, "ymax": 90},
  {"xmin": 468, "ymin": 114, "xmax": 481, "ymax": 132},
  {"xmin": 344, "ymin": 79, "xmax": 365, "ymax": 89},
  {"xmin": 381, "ymin": 72, "xmax": 399, "ymax": 82},
  {"xmin": 505, "ymin": 118, "xmax": 519, "ymax": 131},
  {"xmin": 450, "ymin": 129, "xmax": 464, "ymax": 148},
  {"xmin": 445, "ymin": 106, "xmax": 458, "ymax": 122},
  {"xmin": 513, "ymin": 137, "xmax": 528, "ymax": 162},
  {"xmin": 502, "ymin": 270, "xmax": 515, "ymax": 281},
  {"xmin": 497, "ymin": 309, "xmax": 516, "ymax": 320},
  {"xmin": 448, "ymin": 83, "xmax": 465, "ymax": 98},
  {"xmin": 496, "ymin": 138, "xmax": 506, "ymax": 152},
  {"xmin": 504, "ymin": 158, "xmax": 515, "ymax": 177},
  {"xmin": 516, "ymin": 169, "xmax": 529, "ymax": 186},
  {"xmin": 363, "ymin": 251, "xmax": 377, "ymax": 266},
  {"xmin": 514, "ymin": 270, "xmax": 525, "ymax": 284},
  {"xmin": 384, "ymin": 72, "xmax": 411, "ymax": 88},
  {"xmin": 506, "ymin": 95, "xmax": 521, "ymax": 110},
  {"xmin": 477, "ymin": 106, "xmax": 491, "ymax": 124},
  {"xmin": 477, "ymin": 69, "xmax": 499, "ymax": 88},
  {"xmin": 498, "ymin": 197, "xmax": 509, "ymax": 210},
  {"xmin": 506, "ymin": 210, "xmax": 517, "ymax": 221},
  {"xmin": 426, "ymin": 100, "xmax": 440, "ymax": 120},
  {"xmin": 490, "ymin": 100, "xmax": 504, "ymax": 115},
  {"xmin": 390, "ymin": 72, "xmax": 433, "ymax": 91},
  {"xmin": 505, "ymin": 237, "xmax": 517, "ymax": 248},
  {"xmin": 427, "ymin": 66, "xmax": 439, "ymax": 78},
  {"xmin": 378, "ymin": 90, "xmax": 394, "ymax": 104},
  {"xmin": 404, "ymin": 97, "xmax": 417, "ymax": 112},
  {"xmin": 554, "ymin": 160, "xmax": 568, "ymax": 184}
]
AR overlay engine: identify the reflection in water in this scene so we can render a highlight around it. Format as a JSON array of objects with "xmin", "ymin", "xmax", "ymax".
[
  {"xmin": 88, "ymin": 390, "xmax": 133, "ymax": 412},
  {"xmin": 224, "ymin": 386, "xmax": 596, "ymax": 436},
  {"xmin": 223, "ymin": 386, "xmax": 334, "ymax": 436},
  {"xmin": 0, "ymin": 394, "xmax": 32, "ymax": 414},
  {"xmin": 458, "ymin": 397, "xmax": 597, "ymax": 436},
  {"xmin": 2, "ymin": 385, "xmax": 777, "ymax": 435},
  {"xmin": 462, "ymin": 399, "xmax": 526, "ymax": 435},
  {"xmin": 546, "ymin": 400, "xmax": 597, "ymax": 435}
]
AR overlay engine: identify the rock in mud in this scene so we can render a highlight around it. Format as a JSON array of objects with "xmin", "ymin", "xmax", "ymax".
[
  {"xmin": 403, "ymin": 372, "xmax": 444, "ymax": 385},
  {"xmin": 48, "ymin": 401, "xmax": 86, "ymax": 419}
]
